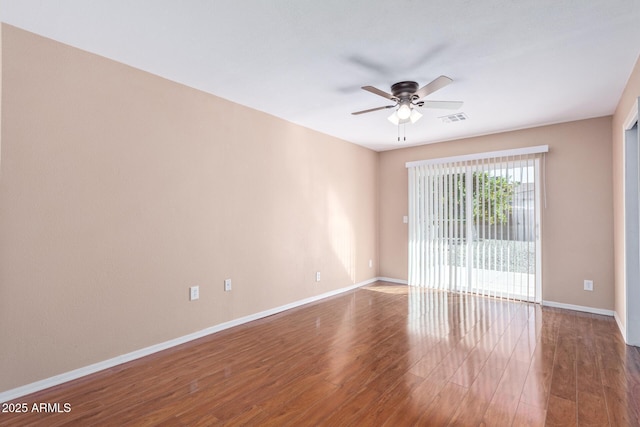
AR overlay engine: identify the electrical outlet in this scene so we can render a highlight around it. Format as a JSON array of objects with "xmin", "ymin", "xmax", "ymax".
[
  {"xmin": 369, "ymin": 259, "xmax": 373, "ymax": 268},
  {"xmin": 403, "ymin": 216, "xmax": 408, "ymax": 224},
  {"xmin": 316, "ymin": 272, "xmax": 321, "ymax": 282},
  {"xmin": 189, "ymin": 286, "xmax": 199, "ymax": 301},
  {"xmin": 584, "ymin": 280, "xmax": 593, "ymax": 291},
  {"xmin": 224, "ymin": 279, "xmax": 232, "ymax": 292}
]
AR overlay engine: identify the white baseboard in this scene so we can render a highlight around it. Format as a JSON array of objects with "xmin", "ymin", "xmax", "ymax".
[
  {"xmin": 376, "ymin": 277, "xmax": 408, "ymax": 285},
  {"xmin": 22, "ymin": 279, "xmax": 619, "ymax": 403},
  {"xmin": 614, "ymin": 311, "xmax": 627, "ymax": 341},
  {"xmin": 0, "ymin": 277, "xmax": 378, "ymax": 403},
  {"xmin": 542, "ymin": 300, "xmax": 615, "ymax": 316}
]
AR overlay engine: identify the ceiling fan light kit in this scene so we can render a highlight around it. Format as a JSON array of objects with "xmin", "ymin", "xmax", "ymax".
[
  {"xmin": 409, "ymin": 109, "xmax": 423, "ymax": 123},
  {"xmin": 388, "ymin": 108, "xmax": 422, "ymax": 125},
  {"xmin": 352, "ymin": 75, "xmax": 463, "ymax": 127},
  {"xmin": 396, "ymin": 103, "xmax": 412, "ymax": 120}
]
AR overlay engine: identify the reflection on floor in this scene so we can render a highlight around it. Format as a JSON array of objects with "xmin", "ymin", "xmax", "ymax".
[{"xmin": 1, "ymin": 281, "xmax": 639, "ymax": 426}]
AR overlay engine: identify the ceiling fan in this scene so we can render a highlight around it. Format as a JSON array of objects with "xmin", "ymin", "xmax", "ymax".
[{"xmin": 351, "ymin": 76, "xmax": 463, "ymax": 125}]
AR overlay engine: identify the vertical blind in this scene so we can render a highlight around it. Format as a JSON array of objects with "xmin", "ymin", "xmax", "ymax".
[{"xmin": 406, "ymin": 146, "xmax": 547, "ymax": 302}]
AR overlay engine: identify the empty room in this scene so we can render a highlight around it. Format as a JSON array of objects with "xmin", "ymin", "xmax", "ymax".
[{"xmin": 1, "ymin": 1, "xmax": 640, "ymax": 426}]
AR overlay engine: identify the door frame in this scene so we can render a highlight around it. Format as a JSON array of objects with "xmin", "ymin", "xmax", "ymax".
[{"xmin": 623, "ymin": 97, "xmax": 639, "ymax": 345}]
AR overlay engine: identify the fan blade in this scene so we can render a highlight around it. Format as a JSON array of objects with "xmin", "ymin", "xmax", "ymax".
[
  {"xmin": 351, "ymin": 105, "xmax": 396, "ymax": 115},
  {"xmin": 415, "ymin": 75, "xmax": 453, "ymax": 100},
  {"xmin": 420, "ymin": 100, "xmax": 464, "ymax": 110},
  {"xmin": 361, "ymin": 86, "xmax": 395, "ymax": 100}
]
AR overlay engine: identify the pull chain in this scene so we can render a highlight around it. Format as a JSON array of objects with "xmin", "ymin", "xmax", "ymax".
[{"xmin": 397, "ymin": 124, "xmax": 408, "ymax": 142}]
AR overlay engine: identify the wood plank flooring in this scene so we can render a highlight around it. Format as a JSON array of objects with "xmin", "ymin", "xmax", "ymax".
[{"xmin": 2, "ymin": 281, "xmax": 640, "ymax": 426}]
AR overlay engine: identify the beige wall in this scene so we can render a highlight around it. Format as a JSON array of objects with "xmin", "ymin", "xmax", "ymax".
[
  {"xmin": 379, "ymin": 117, "xmax": 614, "ymax": 309},
  {"xmin": 612, "ymin": 55, "xmax": 640, "ymax": 333},
  {"xmin": 0, "ymin": 25, "xmax": 378, "ymax": 393}
]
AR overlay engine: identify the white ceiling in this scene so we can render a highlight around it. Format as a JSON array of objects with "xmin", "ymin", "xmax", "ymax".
[{"xmin": 1, "ymin": 0, "xmax": 639, "ymax": 151}]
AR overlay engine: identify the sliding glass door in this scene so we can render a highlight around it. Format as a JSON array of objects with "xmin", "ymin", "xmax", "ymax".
[{"xmin": 408, "ymin": 150, "xmax": 543, "ymax": 302}]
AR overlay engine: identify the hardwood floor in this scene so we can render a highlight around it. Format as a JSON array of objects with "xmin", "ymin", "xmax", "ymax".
[{"xmin": 2, "ymin": 281, "xmax": 640, "ymax": 426}]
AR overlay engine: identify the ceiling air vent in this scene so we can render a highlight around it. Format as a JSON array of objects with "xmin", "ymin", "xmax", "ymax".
[{"xmin": 440, "ymin": 113, "xmax": 468, "ymax": 123}]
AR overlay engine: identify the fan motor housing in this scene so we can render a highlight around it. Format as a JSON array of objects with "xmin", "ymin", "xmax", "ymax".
[{"xmin": 391, "ymin": 81, "xmax": 419, "ymax": 98}]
